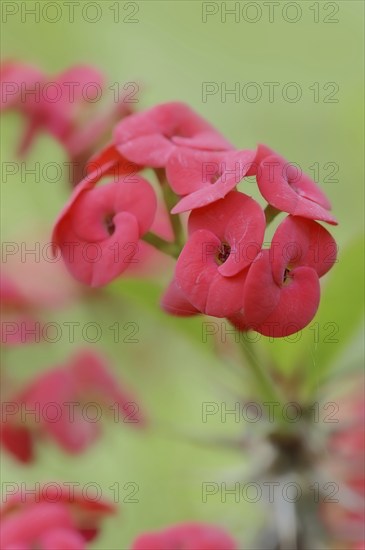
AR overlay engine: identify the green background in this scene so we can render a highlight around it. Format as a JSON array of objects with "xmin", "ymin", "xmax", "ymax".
[{"xmin": 1, "ymin": 1, "xmax": 364, "ymax": 548}]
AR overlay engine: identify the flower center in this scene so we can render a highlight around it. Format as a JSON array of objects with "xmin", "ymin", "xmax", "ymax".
[
  {"xmin": 216, "ymin": 242, "xmax": 231, "ymax": 265},
  {"xmin": 283, "ymin": 267, "xmax": 292, "ymax": 285},
  {"xmin": 104, "ymin": 213, "xmax": 115, "ymax": 236}
]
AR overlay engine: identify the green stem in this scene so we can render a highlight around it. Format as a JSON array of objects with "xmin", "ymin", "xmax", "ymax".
[
  {"xmin": 264, "ymin": 204, "xmax": 281, "ymax": 225},
  {"xmin": 140, "ymin": 169, "xmax": 185, "ymax": 258},
  {"xmin": 142, "ymin": 232, "xmax": 180, "ymax": 259}
]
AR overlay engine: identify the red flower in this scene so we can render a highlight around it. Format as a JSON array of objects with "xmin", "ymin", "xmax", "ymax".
[
  {"xmin": 255, "ymin": 146, "xmax": 337, "ymax": 225},
  {"xmin": 52, "ymin": 162, "xmax": 157, "ymax": 287},
  {"xmin": 240, "ymin": 216, "xmax": 338, "ymax": 337},
  {"xmin": 1, "ymin": 62, "xmax": 102, "ymax": 154},
  {"xmin": 1, "ymin": 349, "xmax": 145, "ymax": 463},
  {"xmin": 0, "ymin": 484, "xmax": 115, "ymax": 548},
  {"xmin": 173, "ymin": 192, "xmax": 265, "ymax": 317},
  {"xmin": 131, "ymin": 522, "xmax": 237, "ymax": 550},
  {"xmin": 0, "ymin": 61, "xmax": 134, "ymax": 184},
  {"xmin": 168, "ymin": 148, "xmax": 256, "ymax": 213},
  {"xmin": 0, "ymin": 60, "xmax": 44, "ymax": 113},
  {"xmin": 114, "ymin": 102, "xmax": 233, "ymax": 167},
  {"xmin": 1, "ymin": 502, "xmax": 84, "ymax": 549}
]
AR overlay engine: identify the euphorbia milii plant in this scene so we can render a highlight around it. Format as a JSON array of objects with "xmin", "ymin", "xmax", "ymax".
[{"xmin": 50, "ymin": 99, "xmax": 342, "ymax": 549}]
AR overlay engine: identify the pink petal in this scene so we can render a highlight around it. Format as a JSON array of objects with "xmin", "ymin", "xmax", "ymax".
[
  {"xmin": 132, "ymin": 533, "xmax": 169, "ymax": 550},
  {"xmin": 169, "ymin": 149, "xmax": 256, "ymax": 213},
  {"xmin": 175, "ymin": 230, "xmax": 246, "ymax": 317},
  {"xmin": 40, "ymin": 486, "xmax": 115, "ymax": 517},
  {"xmin": 0, "ymin": 61, "xmax": 45, "ymax": 111},
  {"xmin": 188, "ymin": 192, "xmax": 266, "ymax": 276},
  {"xmin": 114, "ymin": 102, "xmax": 217, "ymax": 143},
  {"xmin": 167, "ymin": 148, "xmax": 228, "ymax": 196},
  {"xmin": 1, "ymin": 315, "xmax": 41, "ymax": 346},
  {"xmin": 92, "ymin": 213, "xmax": 140, "ymax": 287},
  {"xmin": 175, "ymin": 229, "xmax": 220, "ymax": 312},
  {"xmin": 54, "ymin": 65, "xmax": 104, "ymax": 104},
  {"xmin": 57, "ymin": 211, "xmax": 140, "ymax": 287},
  {"xmin": 206, "ymin": 267, "xmax": 248, "ymax": 317},
  {"xmin": 0, "ymin": 423, "xmax": 34, "ymax": 463},
  {"xmin": 85, "ymin": 144, "xmax": 141, "ymax": 180},
  {"xmin": 21, "ymin": 368, "xmax": 99, "ymax": 453},
  {"xmin": 0, "ymin": 503, "xmax": 74, "ymax": 547},
  {"xmin": 244, "ymin": 250, "xmax": 320, "ymax": 337},
  {"xmin": 71, "ymin": 350, "xmax": 146, "ymax": 426},
  {"xmin": 112, "ymin": 179, "xmax": 158, "ymax": 234},
  {"xmin": 243, "ymin": 250, "xmax": 281, "ymax": 326},
  {"xmin": 116, "ymin": 135, "xmax": 175, "ymax": 167},
  {"xmin": 161, "ymin": 279, "xmax": 200, "ymax": 317},
  {"xmin": 255, "ymin": 266, "xmax": 320, "ymax": 337},
  {"xmin": 286, "ymin": 163, "xmax": 331, "ymax": 209},
  {"xmin": 270, "ymin": 216, "xmax": 338, "ymax": 284},
  {"xmin": 245, "ymin": 143, "xmax": 275, "ymax": 176},
  {"xmin": 114, "ymin": 102, "xmax": 232, "ymax": 167},
  {"xmin": 257, "ymin": 153, "xmax": 337, "ymax": 225},
  {"xmin": 47, "ymin": 409, "xmax": 100, "ymax": 454},
  {"xmin": 132, "ymin": 523, "xmax": 237, "ymax": 550},
  {"xmin": 39, "ymin": 528, "xmax": 86, "ymax": 550},
  {"xmin": 171, "ymin": 131, "xmax": 233, "ymax": 151},
  {"xmin": 0, "ymin": 273, "xmax": 29, "ymax": 308},
  {"xmin": 3, "ymin": 543, "xmax": 31, "ymax": 550}
]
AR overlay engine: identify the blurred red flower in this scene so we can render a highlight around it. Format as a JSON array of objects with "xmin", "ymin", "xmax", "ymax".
[
  {"xmin": 1, "ymin": 349, "xmax": 146, "ymax": 463},
  {"xmin": 0, "ymin": 484, "xmax": 115, "ymax": 548},
  {"xmin": 131, "ymin": 522, "xmax": 238, "ymax": 550}
]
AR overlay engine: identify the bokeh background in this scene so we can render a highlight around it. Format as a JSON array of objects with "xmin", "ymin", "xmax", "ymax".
[{"xmin": 1, "ymin": 1, "xmax": 364, "ymax": 548}]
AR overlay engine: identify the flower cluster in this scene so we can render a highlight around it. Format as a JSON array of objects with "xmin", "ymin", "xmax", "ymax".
[{"xmin": 53, "ymin": 102, "xmax": 338, "ymax": 337}]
